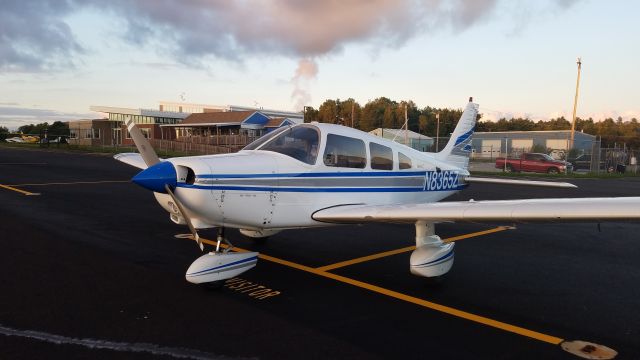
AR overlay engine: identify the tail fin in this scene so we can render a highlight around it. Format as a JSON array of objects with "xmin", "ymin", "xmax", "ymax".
[{"xmin": 436, "ymin": 98, "xmax": 479, "ymax": 170}]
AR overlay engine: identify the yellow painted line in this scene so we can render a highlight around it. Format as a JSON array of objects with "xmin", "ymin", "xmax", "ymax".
[
  {"xmin": 316, "ymin": 226, "xmax": 509, "ymax": 272},
  {"xmin": 0, "ymin": 184, "xmax": 39, "ymax": 196},
  {"xmin": 192, "ymin": 235, "xmax": 563, "ymax": 345},
  {"xmin": 9, "ymin": 180, "xmax": 130, "ymax": 187},
  {"xmin": 316, "ymin": 246, "xmax": 416, "ymax": 272}
]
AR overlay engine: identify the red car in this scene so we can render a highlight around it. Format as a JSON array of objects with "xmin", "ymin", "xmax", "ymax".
[{"xmin": 495, "ymin": 153, "xmax": 572, "ymax": 174}]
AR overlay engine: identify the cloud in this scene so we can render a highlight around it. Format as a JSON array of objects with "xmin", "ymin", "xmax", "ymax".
[
  {"xmin": 0, "ymin": 0, "xmax": 83, "ymax": 73},
  {"xmin": 0, "ymin": 106, "xmax": 99, "ymax": 130},
  {"xmin": 97, "ymin": 0, "xmax": 506, "ymax": 62}
]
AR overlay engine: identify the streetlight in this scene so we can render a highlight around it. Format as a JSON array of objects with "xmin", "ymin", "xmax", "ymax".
[{"xmin": 435, "ymin": 113, "xmax": 440, "ymax": 151}]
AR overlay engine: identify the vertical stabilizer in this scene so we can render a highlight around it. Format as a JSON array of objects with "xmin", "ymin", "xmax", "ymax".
[{"xmin": 436, "ymin": 98, "xmax": 479, "ymax": 170}]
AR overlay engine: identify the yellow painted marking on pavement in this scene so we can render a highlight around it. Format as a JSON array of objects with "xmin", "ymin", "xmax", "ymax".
[
  {"xmin": 316, "ymin": 226, "xmax": 509, "ymax": 272},
  {"xmin": 0, "ymin": 184, "xmax": 39, "ymax": 196},
  {"xmin": 316, "ymin": 246, "xmax": 416, "ymax": 272},
  {"xmin": 10, "ymin": 180, "xmax": 130, "ymax": 186},
  {"xmin": 190, "ymin": 233, "xmax": 564, "ymax": 345}
]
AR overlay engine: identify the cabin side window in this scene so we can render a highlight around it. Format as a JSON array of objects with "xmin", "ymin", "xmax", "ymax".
[
  {"xmin": 369, "ymin": 142, "xmax": 393, "ymax": 170},
  {"xmin": 324, "ymin": 134, "xmax": 366, "ymax": 169},
  {"xmin": 399, "ymin": 152, "xmax": 412, "ymax": 169},
  {"xmin": 258, "ymin": 126, "xmax": 320, "ymax": 165}
]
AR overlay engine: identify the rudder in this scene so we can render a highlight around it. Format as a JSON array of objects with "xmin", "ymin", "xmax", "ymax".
[{"xmin": 436, "ymin": 98, "xmax": 479, "ymax": 170}]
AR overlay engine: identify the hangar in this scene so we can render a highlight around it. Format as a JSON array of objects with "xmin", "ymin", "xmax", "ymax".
[
  {"xmin": 471, "ymin": 130, "xmax": 597, "ymax": 159},
  {"xmin": 369, "ymin": 128, "xmax": 433, "ymax": 152}
]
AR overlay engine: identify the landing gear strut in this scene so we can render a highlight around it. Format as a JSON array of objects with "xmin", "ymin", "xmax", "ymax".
[{"xmin": 215, "ymin": 227, "xmax": 234, "ymax": 253}]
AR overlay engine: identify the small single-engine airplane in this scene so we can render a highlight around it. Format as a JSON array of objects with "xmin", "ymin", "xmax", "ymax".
[{"xmin": 115, "ymin": 98, "xmax": 640, "ymax": 285}]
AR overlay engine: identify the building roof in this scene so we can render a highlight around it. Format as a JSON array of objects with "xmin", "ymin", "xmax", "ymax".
[
  {"xmin": 264, "ymin": 118, "xmax": 295, "ymax": 128},
  {"xmin": 182, "ymin": 111, "xmax": 257, "ymax": 125},
  {"xmin": 89, "ymin": 106, "xmax": 189, "ymax": 119},
  {"xmin": 474, "ymin": 130, "xmax": 595, "ymax": 139}
]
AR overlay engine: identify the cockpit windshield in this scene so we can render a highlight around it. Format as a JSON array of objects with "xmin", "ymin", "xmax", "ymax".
[
  {"xmin": 257, "ymin": 125, "xmax": 320, "ymax": 165},
  {"xmin": 243, "ymin": 126, "xmax": 289, "ymax": 150}
]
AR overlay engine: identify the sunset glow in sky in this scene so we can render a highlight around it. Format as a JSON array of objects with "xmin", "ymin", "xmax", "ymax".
[{"xmin": 1, "ymin": 0, "xmax": 638, "ymax": 129}]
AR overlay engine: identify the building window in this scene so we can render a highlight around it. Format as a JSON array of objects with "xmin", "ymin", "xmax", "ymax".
[
  {"xmin": 93, "ymin": 129, "xmax": 100, "ymax": 139},
  {"xmin": 369, "ymin": 142, "xmax": 393, "ymax": 170},
  {"xmin": 69, "ymin": 130, "xmax": 77, "ymax": 139},
  {"xmin": 399, "ymin": 152, "xmax": 412, "ymax": 169},
  {"xmin": 324, "ymin": 134, "xmax": 366, "ymax": 168},
  {"xmin": 140, "ymin": 128, "xmax": 151, "ymax": 139}
]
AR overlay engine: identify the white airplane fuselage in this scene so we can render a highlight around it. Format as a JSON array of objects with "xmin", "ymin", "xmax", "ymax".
[{"xmin": 147, "ymin": 123, "xmax": 468, "ymax": 232}]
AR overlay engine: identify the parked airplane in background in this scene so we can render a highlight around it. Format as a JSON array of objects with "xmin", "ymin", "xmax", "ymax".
[{"xmin": 115, "ymin": 98, "xmax": 640, "ymax": 285}]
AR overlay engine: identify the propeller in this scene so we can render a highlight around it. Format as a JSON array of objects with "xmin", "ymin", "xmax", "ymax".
[
  {"xmin": 124, "ymin": 115, "xmax": 160, "ymax": 168},
  {"xmin": 165, "ymin": 184, "xmax": 204, "ymax": 251},
  {"xmin": 124, "ymin": 115, "xmax": 203, "ymax": 251}
]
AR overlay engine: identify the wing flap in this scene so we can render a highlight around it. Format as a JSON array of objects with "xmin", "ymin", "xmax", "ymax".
[
  {"xmin": 464, "ymin": 176, "xmax": 577, "ymax": 189},
  {"xmin": 312, "ymin": 197, "xmax": 640, "ymax": 224}
]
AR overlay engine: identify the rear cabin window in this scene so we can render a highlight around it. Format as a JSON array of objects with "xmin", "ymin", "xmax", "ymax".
[
  {"xmin": 369, "ymin": 142, "xmax": 393, "ymax": 170},
  {"xmin": 259, "ymin": 126, "xmax": 320, "ymax": 165},
  {"xmin": 399, "ymin": 152, "xmax": 412, "ymax": 169},
  {"xmin": 324, "ymin": 134, "xmax": 366, "ymax": 168}
]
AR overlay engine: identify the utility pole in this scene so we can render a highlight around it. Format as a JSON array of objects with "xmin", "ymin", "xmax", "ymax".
[
  {"xmin": 570, "ymin": 57, "xmax": 582, "ymax": 149},
  {"xmin": 351, "ymin": 101, "xmax": 355, "ymax": 128},
  {"xmin": 435, "ymin": 112, "xmax": 440, "ymax": 151},
  {"xmin": 404, "ymin": 104, "xmax": 408, "ymax": 146}
]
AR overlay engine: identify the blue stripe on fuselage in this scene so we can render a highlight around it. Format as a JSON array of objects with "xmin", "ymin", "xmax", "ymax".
[
  {"xmin": 196, "ymin": 171, "xmax": 428, "ymax": 179},
  {"xmin": 177, "ymin": 184, "xmax": 467, "ymax": 193}
]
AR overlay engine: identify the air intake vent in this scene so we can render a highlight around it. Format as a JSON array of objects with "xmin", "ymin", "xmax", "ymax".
[{"xmin": 186, "ymin": 167, "xmax": 196, "ymax": 185}]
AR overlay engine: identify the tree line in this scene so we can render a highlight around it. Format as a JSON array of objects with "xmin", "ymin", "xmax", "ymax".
[
  {"xmin": 304, "ymin": 97, "xmax": 640, "ymax": 147},
  {"xmin": 0, "ymin": 121, "xmax": 70, "ymax": 141}
]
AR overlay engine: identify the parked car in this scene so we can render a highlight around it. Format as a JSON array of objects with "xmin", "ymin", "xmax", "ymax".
[
  {"xmin": 568, "ymin": 154, "xmax": 605, "ymax": 171},
  {"xmin": 495, "ymin": 152, "xmax": 573, "ymax": 174}
]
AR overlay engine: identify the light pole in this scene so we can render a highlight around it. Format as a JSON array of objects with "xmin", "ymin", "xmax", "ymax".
[
  {"xmin": 570, "ymin": 57, "xmax": 582, "ymax": 149},
  {"xmin": 435, "ymin": 113, "xmax": 440, "ymax": 151}
]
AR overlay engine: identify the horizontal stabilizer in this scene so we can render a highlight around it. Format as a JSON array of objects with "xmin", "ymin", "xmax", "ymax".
[
  {"xmin": 465, "ymin": 176, "xmax": 577, "ymax": 189},
  {"xmin": 313, "ymin": 197, "xmax": 640, "ymax": 224}
]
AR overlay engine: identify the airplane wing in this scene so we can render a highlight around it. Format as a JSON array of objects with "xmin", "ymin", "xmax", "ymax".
[
  {"xmin": 113, "ymin": 153, "xmax": 148, "ymax": 170},
  {"xmin": 464, "ymin": 176, "xmax": 577, "ymax": 188},
  {"xmin": 312, "ymin": 197, "xmax": 640, "ymax": 224}
]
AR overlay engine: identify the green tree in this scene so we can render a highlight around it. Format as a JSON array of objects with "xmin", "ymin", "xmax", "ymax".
[
  {"xmin": 303, "ymin": 106, "xmax": 319, "ymax": 123},
  {"xmin": 0, "ymin": 126, "xmax": 8, "ymax": 141},
  {"xmin": 317, "ymin": 99, "xmax": 339, "ymax": 124}
]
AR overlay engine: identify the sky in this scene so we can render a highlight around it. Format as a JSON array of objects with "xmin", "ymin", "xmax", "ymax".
[{"xmin": 0, "ymin": 0, "xmax": 638, "ymax": 130}]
